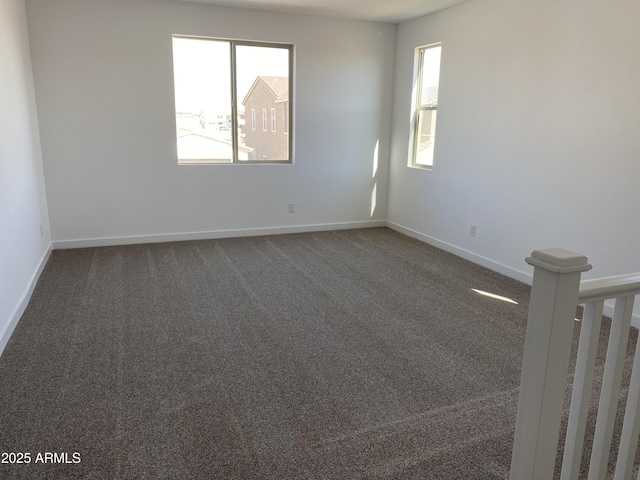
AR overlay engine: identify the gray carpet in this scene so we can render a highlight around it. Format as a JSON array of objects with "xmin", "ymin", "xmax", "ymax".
[{"xmin": 0, "ymin": 228, "xmax": 634, "ymax": 479}]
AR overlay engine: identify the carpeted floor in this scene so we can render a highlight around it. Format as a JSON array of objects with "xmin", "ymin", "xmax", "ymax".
[{"xmin": 0, "ymin": 228, "xmax": 635, "ymax": 479}]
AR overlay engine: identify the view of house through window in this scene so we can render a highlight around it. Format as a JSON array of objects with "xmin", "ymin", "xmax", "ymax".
[
  {"xmin": 172, "ymin": 36, "xmax": 292, "ymax": 163},
  {"xmin": 411, "ymin": 43, "xmax": 441, "ymax": 168}
]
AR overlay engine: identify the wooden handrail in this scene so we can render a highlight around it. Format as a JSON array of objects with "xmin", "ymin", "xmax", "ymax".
[
  {"xmin": 578, "ymin": 273, "xmax": 640, "ymax": 303},
  {"xmin": 511, "ymin": 248, "xmax": 640, "ymax": 480}
]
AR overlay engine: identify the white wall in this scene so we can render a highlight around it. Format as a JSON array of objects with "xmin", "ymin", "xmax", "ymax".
[
  {"xmin": 25, "ymin": 0, "xmax": 396, "ymax": 247},
  {"xmin": 0, "ymin": 0, "xmax": 51, "ymax": 354},
  {"xmin": 388, "ymin": 0, "xmax": 640, "ymax": 305}
]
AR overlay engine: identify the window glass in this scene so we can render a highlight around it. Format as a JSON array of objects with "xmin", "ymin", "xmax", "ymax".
[
  {"xmin": 411, "ymin": 43, "xmax": 441, "ymax": 168},
  {"xmin": 173, "ymin": 38, "xmax": 232, "ymax": 163},
  {"xmin": 237, "ymin": 44, "xmax": 290, "ymax": 161},
  {"xmin": 172, "ymin": 37, "xmax": 292, "ymax": 163}
]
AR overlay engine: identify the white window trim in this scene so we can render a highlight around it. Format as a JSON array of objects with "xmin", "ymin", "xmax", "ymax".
[
  {"xmin": 172, "ymin": 35, "xmax": 294, "ymax": 164},
  {"xmin": 409, "ymin": 42, "xmax": 441, "ymax": 170},
  {"xmin": 271, "ymin": 108, "xmax": 276, "ymax": 132}
]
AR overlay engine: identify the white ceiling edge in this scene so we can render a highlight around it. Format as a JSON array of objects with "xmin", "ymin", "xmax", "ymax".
[{"xmin": 169, "ymin": 0, "xmax": 471, "ymax": 24}]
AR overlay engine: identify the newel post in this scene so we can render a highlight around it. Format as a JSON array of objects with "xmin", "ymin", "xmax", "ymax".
[{"xmin": 509, "ymin": 248, "xmax": 592, "ymax": 480}]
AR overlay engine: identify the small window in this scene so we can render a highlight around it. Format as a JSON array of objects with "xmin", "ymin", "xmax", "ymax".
[
  {"xmin": 271, "ymin": 108, "xmax": 276, "ymax": 132},
  {"xmin": 410, "ymin": 43, "xmax": 441, "ymax": 168},
  {"xmin": 172, "ymin": 36, "xmax": 293, "ymax": 163},
  {"xmin": 284, "ymin": 107, "xmax": 288, "ymax": 134}
]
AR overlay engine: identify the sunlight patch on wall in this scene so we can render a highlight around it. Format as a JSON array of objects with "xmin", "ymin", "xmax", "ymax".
[
  {"xmin": 471, "ymin": 289, "xmax": 518, "ymax": 305},
  {"xmin": 370, "ymin": 139, "xmax": 379, "ymax": 217},
  {"xmin": 373, "ymin": 140, "xmax": 379, "ymax": 178},
  {"xmin": 370, "ymin": 183, "xmax": 377, "ymax": 217}
]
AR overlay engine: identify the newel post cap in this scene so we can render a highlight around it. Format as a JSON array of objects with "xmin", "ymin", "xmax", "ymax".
[{"xmin": 526, "ymin": 248, "xmax": 593, "ymax": 274}]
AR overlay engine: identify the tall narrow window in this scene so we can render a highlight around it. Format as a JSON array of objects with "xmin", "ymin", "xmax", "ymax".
[
  {"xmin": 271, "ymin": 108, "xmax": 276, "ymax": 132},
  {"xmin": 410, "ymin": 43, "xmax": 441, "ymax": 168},
  {"xmin": 172, "ymin": 36, "xmax": 293, "ymax": 163}
]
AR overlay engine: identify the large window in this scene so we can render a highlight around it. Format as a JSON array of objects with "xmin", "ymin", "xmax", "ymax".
[
  {"xmin": 172, "ymin": 36, "xmax": 293, "ymax": 164},
  {"xmin": 410, "ymin": 43, "xmax": 441, "ymax": 168}
]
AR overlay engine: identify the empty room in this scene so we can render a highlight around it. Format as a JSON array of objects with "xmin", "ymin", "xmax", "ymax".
[{"xmin": 2, "ymin": 0, "xmax": 640, "ymax": 478}]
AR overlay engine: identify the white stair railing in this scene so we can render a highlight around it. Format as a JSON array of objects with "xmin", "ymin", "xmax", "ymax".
[{"xmin": 510, "ymin": 248, "xmax": 640, "ymax": 480}]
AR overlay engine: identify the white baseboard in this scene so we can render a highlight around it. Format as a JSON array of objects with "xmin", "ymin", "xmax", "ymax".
[
  {"xmin": 386, "ymin": 221, "xmax": 533, "ymax": 285},
  {"xmin": 385, "ymin": 221, "xmax": 640, "ymax": 329},
  {"xmin": 52, "ymin": 220, "xmax": 387, "ymax": 249},
  {"xmin": 21, "ymin": 221, "xmax": 640, "ymax": 346},
  {"xmin": 0, "ymin": 243, "xmax": 52, "ymax": 357}
]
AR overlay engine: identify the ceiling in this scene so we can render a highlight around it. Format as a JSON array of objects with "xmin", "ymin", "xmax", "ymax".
[{"xmin": 172, "ymin": 0, "xmax": 471, "ymax": 24}]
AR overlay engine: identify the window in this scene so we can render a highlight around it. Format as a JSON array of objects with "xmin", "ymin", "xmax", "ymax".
[
  {"xmin": 172, "ymin": 36, "xmax": 293, "ymax": 164},
  {"xmin": 271, "ymin": 108, "xmax": 276, "ymax": 132},
  {"xmin": 284, "ymin": 106, "xmax": 288, "ymax": 134},
  {"xmin": 410, "ymin": 43, "xmax": 441, "ymax": 168}
]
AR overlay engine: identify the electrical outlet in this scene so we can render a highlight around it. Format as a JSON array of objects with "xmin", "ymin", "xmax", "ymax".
[
  {"xmin": 469, "ymin": 224, "xmax": 476, "ymax": 237},
  {"xmin": 289, "ymin": 203, "xmax": 295, "ymax": 213}
]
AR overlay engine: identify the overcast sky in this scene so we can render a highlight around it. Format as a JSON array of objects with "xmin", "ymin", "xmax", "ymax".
[{"xmin": 172, "ymin": 37, "xmax": 289, "ymax": 115}]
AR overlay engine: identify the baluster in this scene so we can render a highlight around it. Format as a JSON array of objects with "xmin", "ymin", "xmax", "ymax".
[
  {"xmin": 561, "ymin": 300, "xmax": 605, "ymax": 480},
  {"xmin": 588, "ymin": 296, "xmax": 635, "ymax": 480},
  {"xmin": 613, "ymin": 295, "xmax": 639, "ymax": 480}
]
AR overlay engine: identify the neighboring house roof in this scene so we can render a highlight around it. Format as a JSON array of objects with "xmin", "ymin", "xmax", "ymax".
[{"xmin": 242, "ymin": 76, "xmax": 289, "ymax": 105}]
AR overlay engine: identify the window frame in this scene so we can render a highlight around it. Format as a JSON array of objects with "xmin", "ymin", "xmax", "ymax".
[
  {"xmin": 172, "ymin": 35, "xmax": 294, "ymax": 165},
  {"xmin": 409, "ymin": 42, "xmax": 441, "ymax": 169}
]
